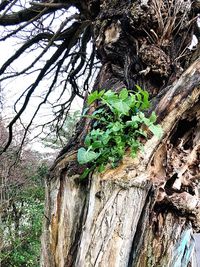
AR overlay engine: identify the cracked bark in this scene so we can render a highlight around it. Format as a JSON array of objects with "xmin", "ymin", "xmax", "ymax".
[{"xmin": 41, "ymin": 1, "xmax": 200, "ymax": 266}]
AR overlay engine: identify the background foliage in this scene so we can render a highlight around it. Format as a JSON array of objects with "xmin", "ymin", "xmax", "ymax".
[
  {"xmin": 0, "ymin": 118, "xmax": 50, "ymax": 267},
  {"xmin": 0, "ymin": 111, "xmax": 79, "ymax": 266}
]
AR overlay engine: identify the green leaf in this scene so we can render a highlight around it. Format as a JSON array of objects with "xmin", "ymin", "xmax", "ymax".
[
  {"xmin": 135, "ymin": 85, "xmax": 150, "ymax": 110},
  {"xmin": 88, "ymin": 90, "xmax": 105, "ymax": 105},
  {"xmin": 88, "ymin": 91, "xmax": 98, "ymax": 105},
  {"xmin": 149, "ymin": 111, "xmax": 157, "ymax": 123},
  {"xmin": 126, "ymin": 114, "xmax": 141, "ymax": 128},
  {"xmin": 110, "ymin": 99, "xmax": 130, "ymax": 115},
  {"xmin": 141, "ymin": 90, "xmax": 150, "ymax": 109},
  {"xmin": 98, "ymin": 164, "xmax": 105, "ymax": 173},
  {"xmin": 107, "ymin": 122, "xmax": 123, "ymax": 132},
  {"xmin": 91, "ymin": 141, "xmax": 102, "ymax": 149},
  {"xmin": 135, "ymin": 92, "xmax": 142, "ymax": 108},
  {"xmin": 90, "ymin": 129, "xmax": 103, "ymax": 138},
  {"xmin": 93, "ymin": 121, "xmax": 99, "ymax": 128},
  {"xmin": 103, "ymin": 90, "xmax": 117, "ymax": 99},
  {"xmin": 141, "ymin": 117, "xmax": 152, "ymax": 127},
  {"xmin": 99, "ymin": 89, "xmax": 106, "ymax": 98},
  {"xmin": 119, "ymin": 88, "xmax": 128, "ymax": 100},
  {"xmin": 84, "ymin": 135, "xmax": 91, "ymax": 147},
  {"xmin": 77, "ymin": 147, "xmax": 100, "ymax": 164},
  {"xmin": 80, "ymin": 168, "xmax": 91, "ymax": 180},
  {"xmin": 135, "ymin": 84, "xmax": 143, "ymax": 91},
  {"xmin": 102, "ymin": 131, "xmax": 111, "ymax": 145},
  {"xmin": 102, "ymin": 90, "xmax": 118, "ymax": 110},
  {"xmin": 130, "ymin": 139, "xmax": 140, "ymax": 157},
  {"xmin": 131, "ymin": 114, "xmax": 141, "ymax": 124},
  {"xmin": 127, "ymin": 94, "xmax": 136, "ymax": 109}
]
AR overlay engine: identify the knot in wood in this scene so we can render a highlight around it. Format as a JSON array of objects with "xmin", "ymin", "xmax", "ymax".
[{"xmin": 139, "ymin": 44, "xmax": 171, "ymax": 77}]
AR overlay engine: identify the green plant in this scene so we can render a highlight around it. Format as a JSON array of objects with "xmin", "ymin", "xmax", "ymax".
[
  {"xmin": 0, "ymin": 162, "xmax": 48, "ymax": 267},
  {"xmin": 77, "ymin": 86, "xmax": 162, "ymax": 178},
  {"xmin": 0, "ymin": 187, "xmax": 44, "ymax": 267}
]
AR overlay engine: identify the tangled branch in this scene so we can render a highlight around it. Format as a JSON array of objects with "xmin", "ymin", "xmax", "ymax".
[{"xmin": 0, "ymin": 0, "xmax": 99, "ymax": 152}]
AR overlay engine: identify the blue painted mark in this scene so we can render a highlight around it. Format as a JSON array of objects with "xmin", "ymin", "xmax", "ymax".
[{"xmin": 171, "ymin": 228, "xmax": 195, "ymax": 267}]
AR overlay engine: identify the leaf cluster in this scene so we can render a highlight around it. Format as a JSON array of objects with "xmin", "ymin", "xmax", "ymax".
[{"xmin": 77, "ymin": 86, "xmax": 162, "ymax": 179}]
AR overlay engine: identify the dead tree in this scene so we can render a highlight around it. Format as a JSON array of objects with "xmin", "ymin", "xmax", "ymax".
[
  {"xmin": 0, "ymin": 0, "xmax": 199, "ymax": 266},
  {"xmin": 40, "ymin": 1, "xmax": 200, "ymax": 266}
]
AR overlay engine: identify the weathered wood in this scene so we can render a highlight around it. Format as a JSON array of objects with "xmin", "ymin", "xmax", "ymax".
[
  {"xmin": 41, "ymin": 1, "xmax": 200, "ymax": 266},
  {"xmin": 41, "ymin": 60, "xmax": 200, "ymax": 266}
]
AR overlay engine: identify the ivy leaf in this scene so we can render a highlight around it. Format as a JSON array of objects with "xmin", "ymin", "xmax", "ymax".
[
  {"xmin": 135, "ymin": 85, "xmax": 150, "ymax": 110},
  {"xmin": 126, "ymin": 120, "xmax": 139, "ymax": 128},
  {"xmin": 91, "ymin": 141, "xmax": 102, "ymax": 149},
  {"xmin": 108, "ymin": 122, "xmax": 123, "ymax": 132},
  {"xmin": 127, "ymin": 94, "xmax": 136, "ymax": 109},
  {"xmin": 77, "ymin": 148, "xmax": 100, "ymax": 164},
  {"xmin": 135, "ymin": 92, "xmax": 142, "ymax": 108},
  {"xmin": 88, "ymin": 90, "xmax": 105, "ymax": 105},
  {"xmin": 88, "ymin": 91, "xmax": 98, "ymax": 105},
  {"xmin": 110, "ymin": 99, "xmax": 130, "ymax": 115},
  {"xmin": 102, "ymin": 91, "xmax": 118, "ymax": 110},
  {"xmin": 141, "ymin": 116, "xmax": 152, "ymax": 127},
  {"xmin": 84, "ymin": 135, "xmax": 91, "ymax": 147},
  {"xmin": 119, "ymin": 88, "xmax": 128, "ymax": 100},
  {"xmin": 126, "ymin": 114, "xmax": 141, "ymax": 128},
  {"xmin": 90, "ymin": 129, "xmax": 103, "ymax": 138},
  {"xmin": 149, "ymin": 112, "xmax": 157, "ymax": 123},
  {"xmin": 130, "ymin": 139, "xmax": 141, "ymax": 157},
  {"xmin": 103, "ymin": 90, "xmax": 117, "ymax": 100},
  {"xmin": 98, "ymin": 164, "xmax": 105, "ymax": 173},
  {"xmin": 135, "ymin": 84, "xmax": 143, "ymax": 91},
  {"xmin": 80, "ymin": 168, "xmax": 91, "ymax": 180},
  {"xmin": 140, "ymin": 90, "xmax": 150, "ymax": 109},
  {"xmin": 102, "ymin": 131, "xmax": 111, "ymax": 145}
]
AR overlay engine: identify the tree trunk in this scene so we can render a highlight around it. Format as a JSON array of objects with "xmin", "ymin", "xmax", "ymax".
[{"xmin": 41, "ymin": 1, "xmax": 200, "ymax": 266}]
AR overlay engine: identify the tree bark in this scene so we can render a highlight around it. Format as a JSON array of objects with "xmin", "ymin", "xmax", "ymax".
[{"xmin": 41, "ymin": 1, "xmax": 200, "ymax": 266}]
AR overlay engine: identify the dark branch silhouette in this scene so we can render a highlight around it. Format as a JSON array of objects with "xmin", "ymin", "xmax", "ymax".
[{"xmin": 0, "ymin": 1, "xmax": 98, "ymax": 152}]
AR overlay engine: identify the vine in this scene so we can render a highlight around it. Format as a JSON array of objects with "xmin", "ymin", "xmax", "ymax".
[{"xmin": 77, "ymin": 86, "xmax": 162, "ymax": 179}]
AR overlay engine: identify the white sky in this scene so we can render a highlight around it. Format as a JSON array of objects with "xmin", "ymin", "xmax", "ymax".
[
  {"xmin": 0, "ymin": 39, "xmax": 84, "ymax": 151},
  {"xmin": 0, "ymin": 6, "xmax": 85, "ymax": 152}
]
